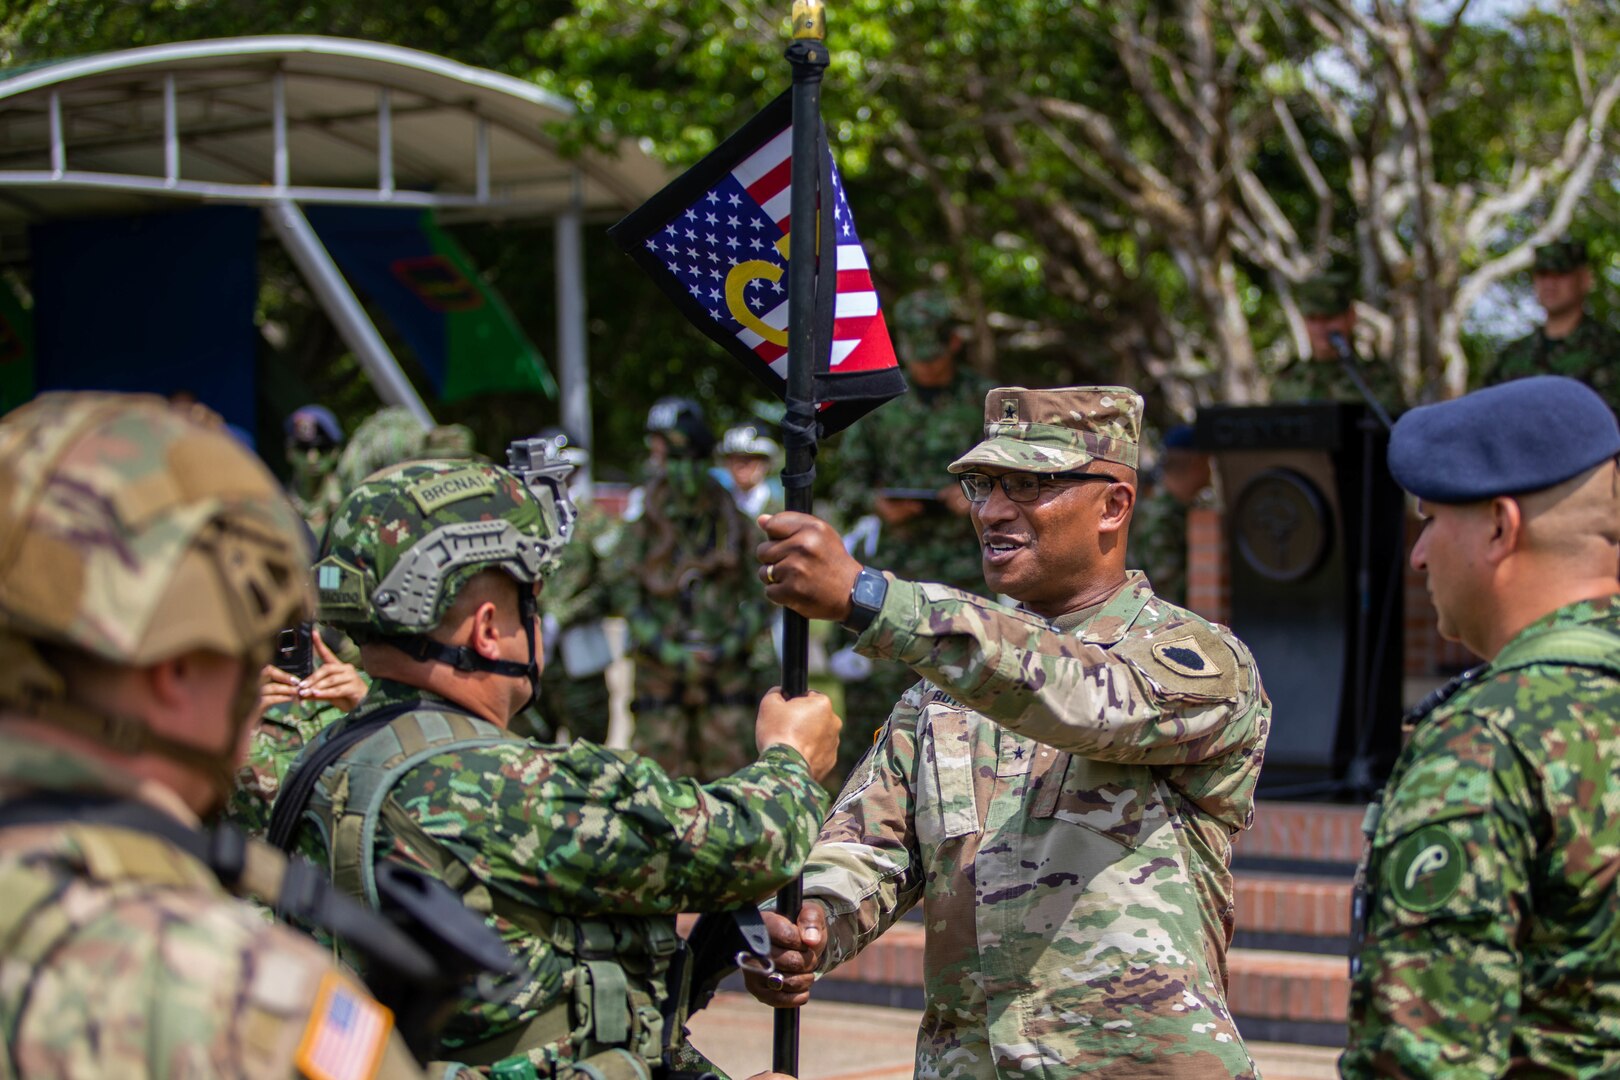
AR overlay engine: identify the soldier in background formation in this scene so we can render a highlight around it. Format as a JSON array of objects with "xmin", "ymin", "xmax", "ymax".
[
  {"xmin": 752, "ymin": 385, "xmax": 1271, "ymax": 1078},
  {"xmin": 1343, "ymin": 376, "xmax": 1620, "ymax": 1077},
  {"xmin": 0, "ymin": 393, "xmax": 428, "ymax": 1079},
  {"xmin": 719, "ymin": 424, "xmax": 785, "ymax": 518},
  {"xmin": 614, "ymin": 398, "xmax": 773, "ymax": 780},
  {"xmin": 285, "ymin": 403, "xmax": 346, "ymax": 533},
  {"xmin": 832, "ymin": 288, "xmax": 994, "ymax": 780},
  {"xmin": 529, "ymin": 428, "xmax": 619, "ymax": 744},
  {"xmin": 1272, "ymin": 269, "xmax": 1403, "ymax": 413},
  {"xmin": 1126, "ymin": 424, "xmax": 1214, "ymax": 608},
  {"xmin": 1485, "ymin": 238, "xmax": 1620, "ymax": 413},
  {"xmin": 273, "ymin": 455, "xmax": 840, "ymax": 1077}
]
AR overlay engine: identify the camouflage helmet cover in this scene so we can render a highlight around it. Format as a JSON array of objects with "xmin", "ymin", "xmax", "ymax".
[
  {"xmin": 316, "ymin": 459, "xmax": 564, "ymax": 636},
  {"xmin": 1533, "ymin": 238, "xmax": 1588, "ymax": 274},
  {"xmin": 0, "ymin": 392, "xmax": 313, "ymax": 667},
  {"xmin": 646, "ymin": 396, "xmax": 715, "ymax": 459}
]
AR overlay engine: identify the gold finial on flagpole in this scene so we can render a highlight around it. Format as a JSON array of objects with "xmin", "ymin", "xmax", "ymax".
[{"xmin": 792, "ymin": 0, "xmax": 825, "ymax": 42}]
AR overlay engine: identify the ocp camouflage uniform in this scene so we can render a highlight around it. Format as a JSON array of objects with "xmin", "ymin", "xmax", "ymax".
[
  {"xmin": 1270, "ymin": 352, "xmax": 1403, "ymax": 412},
  {"xmin": 1485, "ymin": 317, "xmax": 1620, "ymax": 414},
  {"xmin": 283, "ymin": 677, "xmax": 827, "ymax": 1072},
  {"xmin": 0, "ymin": 735, "xmax": 424, "ymax": 1080},
  {"xmin": 612, "ymin": 465, "xmax": 769, "ymax": 781},
  {"xmin": 1343, "ymin": 594, "xmax": 1620, "ymax": 1077},
  {"xmin": 530, "ymin": 501, "xmax": 619, "ymax": 744},
  {"xmin": 833, "ymin": 367, "xmax": 995, "ymax": 777},
  {"xmin": 802, "ymin": 571, "xmax": 1269, "ymax": 1077}
]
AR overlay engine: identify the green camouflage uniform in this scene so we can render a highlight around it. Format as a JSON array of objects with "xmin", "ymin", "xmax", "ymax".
[
  {"xmin": 285, "ymin": 677, "xmax": 827, "ymax": 1070},
  {"xmin": 612, "ymin": 463, "xmax": 770, "ymax": 781},
  {"xmin": 1343, "ymin": 594, "xmax": 1620, "ymax": 1077},
  {"xmin": 529, "ymin": 501, "xmax": 619, "ymax": 744},
  {"xmin": 225, "ymin": 697, "xmax": 351, "ymax": 838},
  {"xmin": 1485, "ymin": 317, "xmax": 1620, "ymax": 414},
  {"xmin": 287, "ymin": 446, "xmax": 344, "ymax": 534},
  {"xmin": 296, "ymin": 457, "xmax": 828, "ymax": 1076},
  {"xmin": 0, "ymin": 735, "xmax": 423, "ymax": 1080},
  {"xmin": 833, "ymin": 367, "xmax": 995, "ymax": 778},
  {"xmin": 795, "ymin": 386, "xmax": 1270, "ymax": 1077},
  {"xmin": 1270, "ymin": 353, "xmax": 1403, "ymax": 412},
  {"xmin": 804, "ymin": 571, "xmax": 1269, "ymax": 1078}
]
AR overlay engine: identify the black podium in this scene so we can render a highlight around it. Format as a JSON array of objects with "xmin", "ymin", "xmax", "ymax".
[{"xmin": 1195, "ymin": 404, "xmax": 1405, "ymax": 797}]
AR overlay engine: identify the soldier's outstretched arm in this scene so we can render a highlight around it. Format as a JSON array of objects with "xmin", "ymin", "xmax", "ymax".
[
  {"xmin": 458, "ymin": 702, "xmax": 833, "ymax": 915},
  {"xmin": 1341, "ymin": 719, "xmax": 1534, "ymax": 1078}
]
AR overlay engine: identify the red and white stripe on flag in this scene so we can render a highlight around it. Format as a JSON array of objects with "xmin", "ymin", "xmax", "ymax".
[
  {"xmin": 296, "ymin": 973, "xmax": 392, "ymax": 1080},
  {"xmin": 729, "ymin": 122, "xmax": 897, "ymax": 379}
]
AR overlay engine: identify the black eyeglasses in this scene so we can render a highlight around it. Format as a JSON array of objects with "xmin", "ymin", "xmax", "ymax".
[{"xmin": 957, "ymin": 471, "xmax": 1114, "ymax": 504}]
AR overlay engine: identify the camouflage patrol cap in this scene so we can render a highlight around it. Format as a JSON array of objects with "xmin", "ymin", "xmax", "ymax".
[
  {"xmin": 1297, "ymin": 270, "xmax": 1357, "ymax": 317},
  {"xmin": 948, "ymin": 386, "xmax": 1143, "ymax": 474},
  {"xmin": 0, "ymin": 392, "xmax": 312, "ymax": 665},
  {"xmin": 1533, "ymin": 238, "xmax": 1588, "ymax": 274},
  {"xmin": 315, "ymin": 459, "xmax": 562, "ymax": 637},
  {"xmin": 891, "ymin": 289, "xmax": 961, "ymax": 364}
]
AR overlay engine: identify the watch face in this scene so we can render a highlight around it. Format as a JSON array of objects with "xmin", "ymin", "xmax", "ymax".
[{"xmin": 854, "ymin": 574, "xmax": 881, "ymax": 608}]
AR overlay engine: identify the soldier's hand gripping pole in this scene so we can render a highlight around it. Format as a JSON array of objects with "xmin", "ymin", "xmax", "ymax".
[{"xmin": 775, "ymin": 1, "xmax": 829, "ymax": 1075}]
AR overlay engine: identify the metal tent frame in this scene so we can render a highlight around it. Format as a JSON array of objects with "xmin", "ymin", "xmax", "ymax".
[{"xmin": 0, "ymin": 35, "xmax": 667, "ymax": 450}]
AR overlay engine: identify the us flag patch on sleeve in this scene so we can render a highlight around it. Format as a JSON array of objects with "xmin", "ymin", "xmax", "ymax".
[{"xmin": 296, "ymin": 973, "xmax": 392, "ymax": 1080}]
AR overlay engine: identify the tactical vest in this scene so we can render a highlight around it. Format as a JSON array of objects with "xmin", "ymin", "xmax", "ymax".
[
  {"xmin": 1349, "ymin": 624, "xmax": 1620, "ymax": 974},
  {"xmin": 281, "ymin": 703, "xmax": 681, "ymax": 1080}
]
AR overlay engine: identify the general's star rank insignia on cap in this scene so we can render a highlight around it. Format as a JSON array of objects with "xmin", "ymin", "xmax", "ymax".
[
  {"xmin": 1387, "ymin": 824, "xmax": 1466, "ymax": 912},
  {"xmin": 1001, "ymin": 397, "xmax": 1020, "ymax": 421},
  {"xmin": 296, "ymin": 973, "xmax": 392, "ymax": 1080},
  {"xmin": 1150, "ymin": 636, "xmax": 1220, "ymax": 678}
]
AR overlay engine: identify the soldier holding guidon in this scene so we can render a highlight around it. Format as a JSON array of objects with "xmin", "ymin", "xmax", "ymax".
[
  {"xmin": 750, "ymin": 386, "xmax": 1271, "ymax": 1078},
  {"xmin": 1342, "ymin": 375, "xmax": 1620, "ymax": 1077}
]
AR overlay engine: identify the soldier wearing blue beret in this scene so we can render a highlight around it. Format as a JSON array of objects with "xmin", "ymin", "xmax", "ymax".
[{"xmin": 1344, "ymin": 375, "xmax": 1620, "ymax": 1076}]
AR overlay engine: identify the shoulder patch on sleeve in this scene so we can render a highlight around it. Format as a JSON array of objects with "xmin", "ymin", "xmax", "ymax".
[
  {"xmin": 1150, "ymin": 635, "xmax": 1221, "ymax": 678},
  {"xmin": 296, "ymin": 973, "xmax": 392, "ymax": 1080},
  {"xmin": 1116, "ymin": 621, "xmax": 1240, "ymax": 700}
]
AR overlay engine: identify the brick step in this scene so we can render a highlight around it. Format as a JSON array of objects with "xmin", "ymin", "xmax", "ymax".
[
  {"xmin": 1235, "ymin": 800, "xmax": 1369, "ymax": 870},
  {"xmin": 1232, "ymin": 871, "xmax": 1352, "ymax": 955}
]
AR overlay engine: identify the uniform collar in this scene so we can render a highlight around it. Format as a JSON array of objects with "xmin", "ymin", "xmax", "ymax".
[{"xmin": 1046, "ymin": 570, "xmax": 1154, "ymax": 643}]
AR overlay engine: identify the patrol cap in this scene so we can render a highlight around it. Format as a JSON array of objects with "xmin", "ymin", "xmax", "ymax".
[
  {"xmin": 1388, "ymin": 376, "xmax": 1620, "ymax": 504},
  {"xmin": 1533, "ymin": 238, "xmax": 1588, "ymax": 274},
  {"xmin": 1297, "ymin": 270, "xmax": 1357, "ymax": 318},
  {"xmin": 949, "ymin": 386, "xmax": 1142, "ymax": 474}
]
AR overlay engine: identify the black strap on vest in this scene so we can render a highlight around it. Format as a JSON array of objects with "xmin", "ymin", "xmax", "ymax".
[
  {"xmin": 0, "ymin": 791, "xmax": 513, "ymax": 1063},
  {"xmin": 267, "ymin": 697, "xmax": 482, "ymax": 853}
]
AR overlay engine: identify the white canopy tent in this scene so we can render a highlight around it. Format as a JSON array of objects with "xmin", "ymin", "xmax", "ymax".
[{"xmin": 0, "ymin": 35, "xmax": 669, "ymax": 452}]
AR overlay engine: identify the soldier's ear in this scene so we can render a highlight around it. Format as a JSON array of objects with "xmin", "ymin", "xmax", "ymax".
[{"xmin": 1485, "ymin": 496, "xmax": 1524, "ymax": 564}]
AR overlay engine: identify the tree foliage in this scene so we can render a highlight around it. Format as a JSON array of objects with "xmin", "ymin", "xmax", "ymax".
[{"xmin": 3, "ymin": 0, "xmax": 1617, "ymax": 470}]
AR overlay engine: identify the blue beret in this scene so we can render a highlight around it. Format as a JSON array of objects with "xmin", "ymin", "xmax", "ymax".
[
  {"xmin": 1163, "ymin": 424, "xmax": 1197, "ymax": 450},
  {"xmin": 285, "ymin": 404, "xmax": 343, "ymax": 445},
  {"xmin": 1389, "ymin": 376, "xmax": 1620, "ymax": 503}
]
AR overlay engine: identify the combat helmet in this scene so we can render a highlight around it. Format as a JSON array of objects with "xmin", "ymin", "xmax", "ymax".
[
  {"xmin": 0, "ymin": 392, "xmax": 313, "ymax": 794},
  {"xmin": 719, "ymin": 424, "xmax": 781, "ymax": 463},
  {"xmin": 314, "ymin": 458, "xmax": 573, "ymax": 702},
  {"xmin": 646, "ymin": 396, "xmax": 715, "ymax": 459}
]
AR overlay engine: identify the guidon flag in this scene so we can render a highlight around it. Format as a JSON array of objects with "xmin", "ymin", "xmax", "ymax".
[{"xmin": 610, "ymin": 91, "xmax": 906, "ymax": 436}]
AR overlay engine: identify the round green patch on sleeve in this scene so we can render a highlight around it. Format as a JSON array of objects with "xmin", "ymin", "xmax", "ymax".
[{"xmin": 1386, "ymin": 824, "xmax": 1467, "ymax": 913}]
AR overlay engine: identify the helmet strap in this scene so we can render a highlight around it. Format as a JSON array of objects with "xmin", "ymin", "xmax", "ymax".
[{"xmin": 377, "ymin": 582, "xmax": 543, "ymax": 711}]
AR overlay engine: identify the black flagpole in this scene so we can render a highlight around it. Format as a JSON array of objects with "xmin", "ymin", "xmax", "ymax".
[{"xmin": 774, "ymin": 1, "xmax": 827, "ymax": 1075}]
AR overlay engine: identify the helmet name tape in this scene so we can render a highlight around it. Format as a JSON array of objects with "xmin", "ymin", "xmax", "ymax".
[
  {"xmin": 407, "ymin": 466, "xmax": 499, "ymax": 516},
  {"xmin": 371, "ymin": 520, "xmax": 544, "ymax": 630}
]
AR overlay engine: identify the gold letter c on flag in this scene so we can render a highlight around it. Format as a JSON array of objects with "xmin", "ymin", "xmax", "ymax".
[{"xmin": 725, "ymin": 235, "xmax": 792, "ymax": 347}]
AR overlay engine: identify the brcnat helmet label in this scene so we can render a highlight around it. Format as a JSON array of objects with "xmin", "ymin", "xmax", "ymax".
[{"xmin": 407, "ymin": 466, "xmax": 497, "ymax": 516}]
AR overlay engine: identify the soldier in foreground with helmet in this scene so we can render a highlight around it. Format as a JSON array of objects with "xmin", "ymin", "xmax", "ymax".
[
  {"xmin": 749, "ymin": 386, "xmax": 1271, "ymax": 1078},
  {"xmin": 830, "ymin": 288, "xmax": 994, "ymax": 783},
  {"xmin": 272, "ymin": 448, "xmax": 841, "ymax": 1078},
  {"xmin": 1484, "ymin": 238, "xmax": 1620, "ymax": 413},
  {"xmin": 1342, "ymin": 375, "xmax": 1620, "ymax": 1077},
  {"xmin": 614, "ymin": 397, "xmax": 772, "ymax": 780},
  {"xmin": 0, "ymin": 393, "xmax": 433, "ymax": 1079}
]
